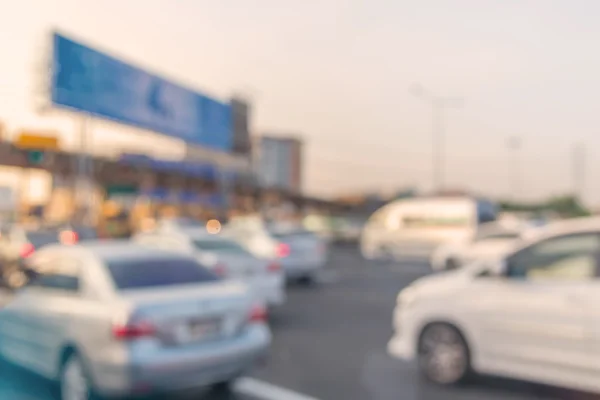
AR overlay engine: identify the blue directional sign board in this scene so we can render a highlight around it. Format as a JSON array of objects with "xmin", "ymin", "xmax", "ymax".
[{"xmin": 51, "ymin": 33, "xmax": 232, "ymax": 151}]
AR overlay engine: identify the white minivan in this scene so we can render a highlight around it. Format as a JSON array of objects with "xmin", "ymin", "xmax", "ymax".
[
  {"xmin": 360, "ymin": 196, "xmax": 497, "ymax": 260},
  {"xmin": 388, "ymin": 216, "xmax": 600, "ymax": 394}
]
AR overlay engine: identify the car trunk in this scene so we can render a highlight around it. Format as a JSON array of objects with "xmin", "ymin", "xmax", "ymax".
[
  {"xmin": 210, "ymin": 252, "xmax": 267, "ymax": 279},
  {"xmin": 118, "ymin": 282, "xmax": 252, "ymax": 347},
  {"xmin": 276, "ymin": 232, "xmax": 325, "ymax": 262}
]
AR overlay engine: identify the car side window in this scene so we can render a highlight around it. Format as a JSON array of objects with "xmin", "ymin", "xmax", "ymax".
[
  {"xmin": 30, "ymin": 273, "xmax": 79, "ymax": 292},
  {"xmin": 150, "ymin": 236, "xmax": 185, "ymax": 250},
  {"xmin": 27, "ymin": 255, "xmax": 80, "ymax": 293},
  {"xmin": 505, "ymin": 233, "xmax": 600, "ymax": 281}
]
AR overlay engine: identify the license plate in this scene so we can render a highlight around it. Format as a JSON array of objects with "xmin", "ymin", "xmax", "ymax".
[{"xmin": 176, "ymin": 319, "xmax": 221, "ymax": 343}]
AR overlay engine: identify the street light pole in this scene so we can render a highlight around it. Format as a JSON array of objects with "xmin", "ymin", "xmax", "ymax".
[
  {"xmin": 431, "ymin": 99, "xmax": 444, "ymax": 192},
  {"xmin": 572, "ymin": 142, "xmax": 585, "ymax": 201},
  {"xmin": 410, "ymin": 84, "xmax": 463, "ymax": 193}
]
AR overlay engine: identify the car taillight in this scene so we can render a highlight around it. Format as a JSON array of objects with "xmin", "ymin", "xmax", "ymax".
[
  {"xmin": 20, "ymin": 243, "xmax": 35, "ymax": 258},
  {"xmin": 248, "ymin": 305, "xmax": 267, "ymax": 323},
  {"xmin": 213, "ymin": 263, "xmax": 228, "ymax": 277},
  {"xmin": 277, "ymin": 243, "xmax": 290, "ymax": 258},
  {"xmin": 60, "ymin": 230, "xmax": 79, "ymax": 245},
  {"xmin": 112, "ymin": 320, "xmax": 156, "ymax": 340},
  {"xmin": 267, "ymin": 262, "xmax": 281, "ymax": 273}
]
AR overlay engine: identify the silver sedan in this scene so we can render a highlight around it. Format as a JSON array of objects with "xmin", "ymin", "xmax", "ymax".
[
  {"xmin": 268, "ymin": 226, "xmax": 328, "ymax": 283},
  {"xmin": 0, "ymin": 241, "xmax": 271, "ymax": 400}
]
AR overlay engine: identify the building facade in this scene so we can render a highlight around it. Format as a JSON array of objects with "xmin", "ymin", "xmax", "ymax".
[{"xmin": 255, "ymin": 135, "xmax": 303, "ymax": 193}]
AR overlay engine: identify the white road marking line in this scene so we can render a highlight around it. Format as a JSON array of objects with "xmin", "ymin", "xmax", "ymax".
[{"xmin": 235, "ymin": 377, "xmax": 321, "ymax": 400}]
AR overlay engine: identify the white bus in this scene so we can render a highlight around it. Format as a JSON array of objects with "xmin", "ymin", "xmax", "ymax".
[{"xmin": 360, "ymin": 196, "xmax": 497, "ymax": 260}]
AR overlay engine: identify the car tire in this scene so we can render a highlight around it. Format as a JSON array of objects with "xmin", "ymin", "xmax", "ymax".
[
  {"xmin": 211, "ymin": 378, "xmax": 236, "ymax": 394},
  {"xmin": 297, "ymin": 274, "xmax": 316, "ymax": 286},
  {"xmin": 59, "ymin": 352, "xmax": 95, "ymax": 400},
  {"xmin": 417, "ymin": 323, "xmax": 470, "ymax": 385},
  {"xmin": 445, "ymin": 258, "xmax": 460, "ymax": 270},
  {"xmin": 3, "ymin": 268, "xmax": 27, "ymax": 289}
]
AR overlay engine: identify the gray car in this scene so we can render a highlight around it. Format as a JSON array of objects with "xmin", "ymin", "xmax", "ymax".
[
  {"xmin": 133, "ymin": 229, "xmax": 286, "ymax": 308},
  {"xmin": 268, "ymin": 226, "xmax": 328, "ymax": 283},
  {"xmin": 0, "ymin": 241, "xmax": 271, "ymax": 400}
]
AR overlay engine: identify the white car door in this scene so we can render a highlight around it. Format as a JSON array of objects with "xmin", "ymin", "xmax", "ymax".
[
  {"xmin": 19, "ymin": 254, "xmax": 84, "ymax": 378},
  {"xmin": 575, "ymin": 278, "xmax": 600, "ymax": 393},
  {"xmin": 0, "ymin": 286, "xmax": 46, "ymax": 373},
  {"xmin": 0, "ymin": 251, "xmax": 82, "ymax": 377},
  {"xmin": 0, "ymin": 250, "xmax": 60, "ymax": 372},
  {"xmin": 462, "ymin": 232, "xmax": 599, "ymax": 389}
]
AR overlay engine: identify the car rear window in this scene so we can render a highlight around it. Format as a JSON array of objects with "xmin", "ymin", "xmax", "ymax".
[
  {"xmin": 72, "ymin": 227, "xmax": 97, "ymax": 241},
  {"xmin": 25, "ymin": 231, "xmax": 60, "ymax": 248},
  {"xmin": 106, "ymin": 257, "xmax": 219, "ymax": 290},
  {"xmin": 192, "ymin": 239, "xmax": 250, "ymax": 255},
  {"xmin": 270, "ymin": 230, "xmax": 315, "ymax": 240}
]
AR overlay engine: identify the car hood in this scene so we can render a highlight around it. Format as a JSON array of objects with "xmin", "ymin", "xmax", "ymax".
[{"xmin": 408, "ymin": 268, "xmax": 473, "ymax": 297}]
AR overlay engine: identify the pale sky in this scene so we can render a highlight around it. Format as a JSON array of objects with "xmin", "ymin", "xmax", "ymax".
[{"xmin": 2, "ymin": 0, "xmax": 600, "ymax": 204}]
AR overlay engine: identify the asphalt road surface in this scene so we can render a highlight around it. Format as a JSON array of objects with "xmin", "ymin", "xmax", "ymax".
[
  {"xmin": 252, "ymin": 245, "xmax": 600, "ymax": 400},
  {"xmin": 1, "ymin": 246, "xmax": 599, "ymax": 400}
]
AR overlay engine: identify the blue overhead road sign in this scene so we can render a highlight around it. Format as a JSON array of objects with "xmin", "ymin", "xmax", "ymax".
[{"xmin": 51, "ymin": 32, "xmax": 232, "ymax": 151}]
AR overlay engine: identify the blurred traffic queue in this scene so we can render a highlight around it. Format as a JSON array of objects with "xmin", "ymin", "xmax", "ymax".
[{"xmin": 0, "ymin": 213, "xmax": 330, "ymax": 398}]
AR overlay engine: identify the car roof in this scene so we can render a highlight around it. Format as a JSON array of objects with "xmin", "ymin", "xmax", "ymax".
[
  {"xmin": 44, "ymin": 240, "xmax": 192, "ymax": 263},
  {"xmin": 181, "ymin": 229, "xmax": 237, "ymax": 241},
  {"xmin": 522, "ymin": 216, "xmax": 600, "ymax": 242}
]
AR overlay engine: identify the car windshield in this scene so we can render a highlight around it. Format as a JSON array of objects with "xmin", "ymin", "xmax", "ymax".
[
  {"xmin": 106, "ymin": 257, "xmax": 219, "ymax": 290},
  {"xmin": 192, "ymin": 238, "xmax": 250, "ymax": 255},
  {"xmin": 475, "ymin": 230, "xmax": 521, "ymax": 241},
  {"xmin": 25, "ymin": 231, "xmax": 60, "ymax": 248},
  {"xmin": 270, "ymin": 229, "xmax": 316, "ymax": 240},
  {"xmin": 68, "ymin": 226, "xmax": 97, "ymax": 240}
]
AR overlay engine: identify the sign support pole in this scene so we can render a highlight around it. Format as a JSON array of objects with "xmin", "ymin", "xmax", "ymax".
[
  {"xmin": 219, "ymin": 167, "xmax": 229, "ymax": 221},
  {"xmin": 76, "ymin": 115, "xmax": 93, "ymax": 224}
]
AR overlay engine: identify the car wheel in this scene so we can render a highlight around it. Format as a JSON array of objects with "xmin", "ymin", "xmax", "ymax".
[
  {"xmin": 297, "ymin": 274, "xmax": 316, "ymax": 286},
  {"xmin": 445, "ymin": 258, "xmax": 460, "ymax": 270},
  {"xmin": 211, "ymin": 378, "xmax": 236, "ymax": 394},
  {"xmin": 4, "ymin": 269, "xmax": 27, "ymax": 289},
  {"xmin": 417, "ymin": 323, "xmax": 470, "ymax": 385},
  {"xmin": 60, "ymin": 353, "xmax": 93, "ymax": 400}
]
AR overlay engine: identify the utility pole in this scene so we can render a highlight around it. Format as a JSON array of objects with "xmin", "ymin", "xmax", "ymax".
[{"xmin": 410, "ymin": 84, "xmax": 463, "ymax": 193}]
